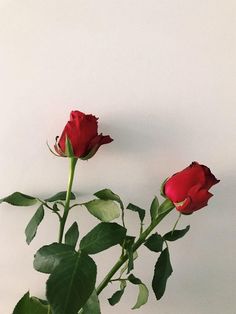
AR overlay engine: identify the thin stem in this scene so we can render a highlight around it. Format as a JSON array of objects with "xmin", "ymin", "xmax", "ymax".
[
  {"xmin": 96, "ymin": 199, "xmax": 174, "ymax": 295},
  {"xmin": 58, "ymin": 158, "xmax": 77, "ymax": 243},
  {"xmin": 171, "ymin": 212, "xmax": 182, "ymax": 235},
  {"xmin": 69, "ymin": 203, "xmax": 83, "ymax": 210}
]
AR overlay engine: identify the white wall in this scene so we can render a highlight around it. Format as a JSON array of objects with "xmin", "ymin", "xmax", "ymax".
[{"xmin": 0, "ymin": 1, "xmax": 235, "ymax": 313}]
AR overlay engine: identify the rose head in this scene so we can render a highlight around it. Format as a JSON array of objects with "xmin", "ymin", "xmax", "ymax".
[
  {"xmin": 163, "ymin": 162, "xmax": 220, "ymax": 214},
  {"xmin": 54, "ymin": 110, "xmax": 113, "ymax": 159}
]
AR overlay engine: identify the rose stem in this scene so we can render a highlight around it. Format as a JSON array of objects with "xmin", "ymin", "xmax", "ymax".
[
  {"xmin": 58, "ymin": 157, "xmax": 77, "ymax": 243},
  {"xmin": 171, "ymin": 212, "xmax": 182, "ymax": 235},
  {"xmin": 96, "ymin": 199, "xmax": 174, "ymax": 295}
]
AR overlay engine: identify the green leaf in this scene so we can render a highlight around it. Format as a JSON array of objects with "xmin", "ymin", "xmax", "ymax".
[
  {"xmin": 132, "ymin": 283, "xmax": 149, "ymax": 309},
  {"xmin": 94, "ymin": 188, "xmax": 124, "ymax": 209},
  {"xmin": 34, "ymin": 243, "xmax": 75, "ymax": 274},
  {"xmin": 127, "ymin": 274, "xmax": 142, "ymax": 285},
  {"xmin": 0, "ymin": 192, "xmax": 37, "ymax": 206},
  {"xmin": 65, "ymin": 222, "xmax": 79, "ymax": 248},
  {"xmin": 13, "ymin": 292, "xmax": 50, "ymax": 314},
  {"xmin": 80, "ymin": 222, "xmax": 126, "ymax": 254},
  {"xmin": 108, "ymin": 280, "xmax": 127, "ymax": 306},
  {"xmin": 123, "ymin": 236, "xmax": 135, "ymax": 273},
  {"xmin": 120, "ymin": 251, "xmax": 138, "ymax": 277},
  {"xmin": 150, "ymin": 196, "xmax": 159, "ymax": 221},
  {"xmin": 84, "ymin": 199, "xmax": 120, "ymax": 222},
  {"xmin": 127, "ymin": 274, "xmax": 149, "ymax": 309},
  {"xmin": 80, "ymin": 290, "xmax": 101, "ymax": 314},
  {"xmin": 127, "ymin": 203, "xmax": 145, "ymax": 222},
  {"xmin": 158, "ymin": 199, "xmax": 174, "ymax": 215},
  {"xmin": 46, "ymin": 251, "xmax": 97, "ymax": 314},
  {"xmin": 144, "ymin": 233, "xmax": 163, "ymax": 253},
  {"xmin": 25, "ymin": 205, "xmax": 44, "ymax": 245},
  {"xmin": 45, "ymin": 191, "xmax": 76, "ymax": 202},
  {"xmin": 152, "ymin": 248, "xmax": 173, "ymax": 300},
  {"xmin": 164, "ymin": 225, "xmax": 190, "ymax": 241}
]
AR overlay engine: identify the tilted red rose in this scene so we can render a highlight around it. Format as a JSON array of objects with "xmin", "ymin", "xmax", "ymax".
[
  {"xmin": 55, "ymin": 110, "xmax": 113, "ymax": 159},
  {"xmin": 163, "ymin": 162, "xmax": 220, "ymax": 214}
]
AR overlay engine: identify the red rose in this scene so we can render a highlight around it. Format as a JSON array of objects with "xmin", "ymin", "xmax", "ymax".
[
  {"xmin": 54, "ymin": 110, "xmax": 113, "ymax": 159},
  {"xmin": 163, "ymin": 162, "xmax": 220, "ymax": 214}
]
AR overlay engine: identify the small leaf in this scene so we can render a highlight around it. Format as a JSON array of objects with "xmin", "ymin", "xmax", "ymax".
[
  {"xmin": 13, "ymin": 292, "xmax": 50, "ymax": 314},
  {"xmin": 127, "ymin": 203, "xmax": 145, "ymax": 222},
  {"xmin": 65, "ymin": 222, "xmax": 79, "ymax": 248},
  {"xmin": 132, "ymin": 283, "xmax": 149, "ymax": 310},
  {"xmin": 94, "ymin": 188, "xmax": 124, "ymax": 209},
  {"xmin": 25, "ymin": 205, "xmax": 44, "ymax": 245},
  {"xmin": 127, "ymin": 274, "xmax": 142, "ymax": 285},
  {"xmin": 53, "ymin": 203, "xmax": 60, "ymax": 212},
  {"xmin": 108, "ymin": 281, "xmax": 127, "ymax": 306},
  {"xmin": 84, "ymin": 199, "xmax": 120, "ymax": 222},
  {"xmin": 80, "ymin": 222, "xmax": 126, "ymax": 254},
  {"xmin": 0, "ymin": 192, "xmax": 37, "ymax": 206},
  {"xmin": 144, "ymin": 233, "xmax": 163, "ymax": 253},
  {"xmin": 164, "ymin": 225, "xmax": 190, "ymax": 241},
  {"xmin": 34, "ymin": 243, "xmax": 75, "ymax": 274},
  {"xmin": 45, "ymin": 191, "xmax": 76, "ymax": 202},
  {"xmin": 152, "ymin": 248, "xmax": 173, "ymax": 300},
  {"xmin": 46, "ymin": 251, "xmax": 97, "ymax": 314},
  {"xmin": 127, "ymin": 275, "xmax": 149, "ymax": 309},
  {"xmin": 150, "ymin": 196, "xmax": 159, "ymax": 221},
  {"xmin": 123, "ymin": 236, "xmax": 135, "ymax": 273},
  {"xmin": 80, "ymin": 290, "xmax": 101, "ymax": 314}
]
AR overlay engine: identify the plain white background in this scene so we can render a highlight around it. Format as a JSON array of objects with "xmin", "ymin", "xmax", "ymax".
[{"xmin": 0, "ymin": 1, "xmax": 235, "ymax": 313}]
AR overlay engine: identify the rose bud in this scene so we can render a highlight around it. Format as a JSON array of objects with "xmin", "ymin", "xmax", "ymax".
[
  {"xmin": 163, "ymin": 162, "xmax": 220, "ymax": 214},
  {"xmin": 54, "ymin": 110, "xmax": 113, "ymax": 159}
]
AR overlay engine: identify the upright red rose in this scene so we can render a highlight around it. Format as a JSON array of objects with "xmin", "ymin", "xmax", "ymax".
[
  {"xmin": 163, "ymin": 162, "xmax": 220, "ymax": 214},
  {"xmin": 54, "ymin": 110, "xmax": 113, "ymax": 159}
]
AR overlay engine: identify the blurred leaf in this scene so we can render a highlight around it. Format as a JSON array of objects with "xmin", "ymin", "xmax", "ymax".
[
  {"xmin": 13, "ymin": 292, "xmax": 50, "ymax": 314},
  {"xmin": 52, "ymin": 203, "xmax": 60, "ymax": 212},
  {"xmin": 25, "ymin": 205, "xmax": 44, "ymax": 245},
  {"xmin": 150, "ymin": 196, "xmax": 159, "ymax": 221},
  {"xmin": 65, "ymin": 222, "xmax": 79, "ymax": 248},
  {"xmin": 132, "ymin": 283, "xmax": 149, "ymax": 309},
  {"xmin": 94, "ymin": 188, "xmax": 124, "ymax": 209},
  {"xmin": 46, "ymin": 251, "xmax": 97, "ymax": 314},
  {"xmin": 80, "ymin": 222, "xmax": 126, "ymax": 254},
  {"xmin": 123, "ymin": 236, "xmax": 135, "ymax": 273},
  {"xmin": 0, "ymin": 192, "xmax": 37, "ymax": 206},
  {"xmin": 164, "ymin": 225, "xmax": 190, "ymax": 241},
  {"xmin": 120, "ymin": 251, "xmax": 138, "ymax": 277},
  {"xmin": 152, "ymin": 248, "xmax": 173, "ymax": 300},
  {"xmin": 108, "ymin": 280, "xmax": 127, "ymax": 306},
  {"xmin": 45, "ymin": 191, "xmax": 76, "ymax": 202},
  {"xmin": 34, "ymin": 243, "xmax": 75, "ymax": 274},
  {"xmin": 80, "ymin": 290, "xmax": 101, "ymax": 314},
  {"xmin": 127, "ymin": 203, "xmax": 145, "ymax": 222},
  {"xmin": 127, "ymin": 274, "xmax": 149, "ymax": 309},
  {"xmin": 84, "ymin": 199, "xmax": 120, "ymax": 222},
  {"xmin": 127, "ymin": 274, "xmax": 142, "ymax": 285},
  {"xmin": 144, "ymin": 233, "xmax": 163, "ymax": 253}
]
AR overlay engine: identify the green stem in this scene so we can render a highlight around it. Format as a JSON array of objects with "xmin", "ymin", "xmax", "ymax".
[
  {"xmin": 171, "ymin": 212, "xmax": 181, "ymax": 235},
  {"xmin": 58, "ymin": 157, "xmax": 77, "ymax": 243},
  {"xmin": 96, "ymin": 199, "xmax": 174, "ymax": 295}
]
